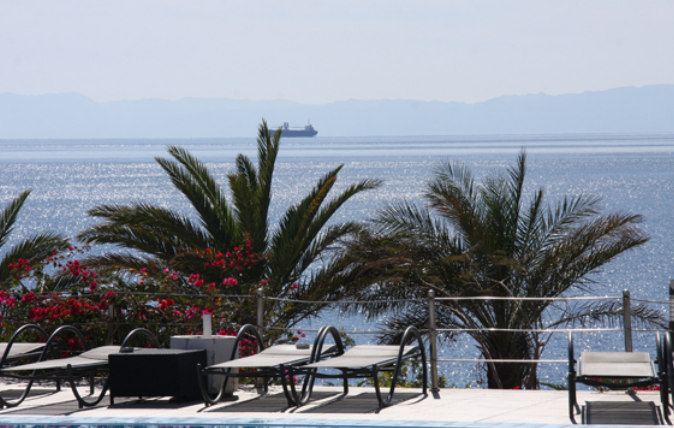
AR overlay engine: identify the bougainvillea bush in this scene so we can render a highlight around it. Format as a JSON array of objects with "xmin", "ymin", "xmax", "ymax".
[{"xmin": 0, "ymin": 240, "xmax": 285, "ymax": 348}]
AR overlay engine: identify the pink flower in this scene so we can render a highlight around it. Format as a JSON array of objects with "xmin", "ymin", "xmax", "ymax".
[
  {"xmin": 21, "ymin": 292, "xmax": 36, "ymax": 303},
  {"xmin": 223, "ymin": 277, "xmax": 238, "ymax": 286}
]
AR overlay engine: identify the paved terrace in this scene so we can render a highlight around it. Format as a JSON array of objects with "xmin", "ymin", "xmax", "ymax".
[{"xmin": 0, "ymin": 384, "xmax": 667, "ymax": 427}]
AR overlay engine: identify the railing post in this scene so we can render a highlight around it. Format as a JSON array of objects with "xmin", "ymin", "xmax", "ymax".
[
  {"xmin": 669, "ymin": 280, "xmax": 674, "ymax": 333},
  {"xmin": 427, "ymin": 289, "xmax": 440, "ymax": 395},
  {"xmin": 106, "ymin": 303, "xmax": 115, "ymax": 345},
  {"xmin": 623, "ymin": 289, "xmax": 632, "ymax": 352},
  {"xmin": 257, "ymin": 287, "xmax": 264, "ymax": 336},
  {"xmin": 256, "ymin": 287, "xmax": 265, "ymax": 390}
]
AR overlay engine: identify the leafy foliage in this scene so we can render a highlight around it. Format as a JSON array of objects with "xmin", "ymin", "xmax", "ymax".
[
  {"xmin": 315, "ymin": 151, "xmax": 654, "ymax": 389},
  {"xmin": 0, "ymin": 244, "xmax": 265, "ymax": 347},
  {"xmin": 0, "ymin": 190, "xmax": 70, "ymax": 290},
  {"xmin": 78, "ymin": 121, "xmax": 380, "ymax": 337}
]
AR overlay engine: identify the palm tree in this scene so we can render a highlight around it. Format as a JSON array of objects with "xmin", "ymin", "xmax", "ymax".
[
  {"xmin": 78, "ymin": 121, "xmax": 381, "ymax": 330},
  {"xmin": 0, "ymin": 190, "xmax": 70, "ymax": 290},
  {"xmin": 312, "ymin": 151, "xmax": 655, "ymax": 389}
]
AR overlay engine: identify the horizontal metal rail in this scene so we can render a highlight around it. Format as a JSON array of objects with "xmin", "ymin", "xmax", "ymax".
[
  {"xmin": 11, "ymin": 290, "xmax": 671, "ymax": 306},
  {"xmin": 438, "ymin": 358, "xmax": 568, "ymax": 364},
  {"xmin": 435, "ymin": 295, "xmax": 623, "ymax": 302},
  {"xmin": 437, "ymin": 327, "xmax": 664, "ymax": 333}
]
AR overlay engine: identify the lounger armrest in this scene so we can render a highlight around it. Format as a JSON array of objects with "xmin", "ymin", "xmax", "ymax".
[
  {"xmin": 231, "ymin": 324, "xmax": 265, "ymax": 361},
  {"xmin": 397, "ymin": 326, "xmax": 427, "ymax": 394},
  {"xmin": 42, "ymin": 325, "xmax": 87, "ymax": 360},
  {"xmin": 311, "ymin": 325, "xmax": 345, "ymax": 363},
  {"xmin": 120, "ymin": 327, "xmax": 160, "ymax": 348},
  {"xmin": 0, "ymin": 324, "xmax": 48, "ymax": 367}
]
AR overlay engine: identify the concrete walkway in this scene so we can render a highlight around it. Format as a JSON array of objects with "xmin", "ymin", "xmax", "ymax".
[{"xmin": 0, "ymin": 384, "xmax": 668, "ymax": 426}]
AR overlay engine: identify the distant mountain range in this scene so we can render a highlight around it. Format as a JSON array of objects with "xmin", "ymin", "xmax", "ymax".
[{"xmin": 1, "ymin": 85, "xmax": 674, "ymax": 138}]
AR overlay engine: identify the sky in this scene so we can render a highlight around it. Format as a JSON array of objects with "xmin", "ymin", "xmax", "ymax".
[{"xmin": 1, "ymin": 0, "xmax": 673, "ymax": 104}]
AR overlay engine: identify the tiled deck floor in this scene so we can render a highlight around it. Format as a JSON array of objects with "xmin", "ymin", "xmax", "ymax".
[{"xmin": 0, "ymin": 384, "xmax": 667, "ymax": 426}]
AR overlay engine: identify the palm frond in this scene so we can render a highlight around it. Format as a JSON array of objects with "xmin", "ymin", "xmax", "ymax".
[
  {"xmin": 83, "ymin": 253, "xmax": 165, "ymax": 276},
  {"xmin": 287, "ymin": 222, "xmax": 363, "ymax": 284},
  {"xmin": 529, "ymin": 213, "xmax": 648, "ymax": 297},
  {"xmin": 551, "ymin": 301, "xmax": 665, "ymax": 329},
  {"xmin": 79, "ymin": 203, "xmax": 211, "ymax": 262},
  {"xmin": 542, "ymin": 193, "xmax": 600, "ymax": 246},
  {"xmin": 229, "ymin": 122, "xmax": 280, "ymax": 255},
  {"xmin": 0, "ymin": 233, "xmax": 69, "ymax": 284},
  {"xmin": 268, "ymin": 166, "xmax": 341, "ymax": 282},
  {"xmin": 157, "ymin": 146, "xmax": 239, "ymax": 247},
  {"xmin": 374, "ymin": 201, "xmax": 458, "ymax": 252},
  {"xmin": 426, "ymin": 162, "xmax": 480, "ymax": 244},
  {"xmin": 0, "ymin": 190, "xmax": 30, "ymax": 249},
  {"xmin": 515, "ymin": 188, "xmax": 545, "ymax": 259}
]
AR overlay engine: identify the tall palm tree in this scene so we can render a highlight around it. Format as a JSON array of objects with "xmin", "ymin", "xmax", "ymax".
[
  {"xmin": 0, "ymin": 190, "xmax": 70, "ymax": 290},
  {"xmin": 312, "ymin": 151, "xmax": 654, "ymax": 389},
  {"xmin": 78, "ymin": 121, "xmax": 381, "ymax": 329}
]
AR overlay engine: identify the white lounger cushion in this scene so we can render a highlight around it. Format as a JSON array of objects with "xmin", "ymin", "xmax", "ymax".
[
  {"xmin": 578, "ymin": 351, "xmax": 656, "ymax": 378},
  {"xmin": 1, "ymin": 346, "xmax": 133, "ymax": 371},
  {"xmin": 0, "ymin": 342, "xmax": 45, "ymax": 357},
  {"xmin": 208, "ymin": 344, "xmax": 316, "ymax": 369},
  {"xmin": 304, "ymin": 345, "xmax": 418, "ymax": 369}
]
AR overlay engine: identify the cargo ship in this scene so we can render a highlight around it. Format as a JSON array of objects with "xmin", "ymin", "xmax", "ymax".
[{"xmin": 278, "ymin": 122, "xmax": 318, "ymax": 137}]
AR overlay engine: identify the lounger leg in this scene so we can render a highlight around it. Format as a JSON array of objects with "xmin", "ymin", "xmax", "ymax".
[
  {"xmin": 197, "ymin": 363, "xmax": 231, "ymax": 406},
  {"xmin": 665, "ymin": 333, "xmax": 674, "ymax": 417},
  {"xmin": 0, "ymin": 378, "xmax": 35, "ymax": 408},
  {"xmin": 372, "ymin": 365, "xmax": 385, "ymax": 409},
  {"xmin": 657, "ymin": 333, "xmax": 671, "ymax": 424},
  {"xmin": 568, "ymin": 370, "xmax": 578, "ymax": 424},
  {"xmin": 280, "ymin": 364, "xmax": 298, "ymax": 407},
  {"xmin": 67, "ymin": 364, "xmax": 109, "ymax": 408},
  {"xmin": 567, "ymin": 332, "xmax": 579, "ymax": 424},
  {"xmin": 298, "ymin": 368, "xmax": 317, "ymax": 406},
  {"xmin": 288, "ymin": 365, "xmax": 313, "ymax": 406}
]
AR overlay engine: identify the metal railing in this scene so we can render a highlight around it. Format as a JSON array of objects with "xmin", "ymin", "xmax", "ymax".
[
  {"xmin": 6, "ymin": 279, "xmax": 672, "ymax": 393},
  {"xmin": 255, "ymin": 280, "xmax": 674, "ymax": 393}
]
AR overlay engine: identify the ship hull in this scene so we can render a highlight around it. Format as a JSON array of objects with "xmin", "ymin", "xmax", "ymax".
[
  {"xmin": 277, "ymin": 122, "xmax": 318, "ymax": 137},
  {"xmin": 280, "ymin": 129, "xmax": 318, "ymax": 137}
]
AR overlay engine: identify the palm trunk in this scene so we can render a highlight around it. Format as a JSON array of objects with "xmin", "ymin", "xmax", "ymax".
[{"xmin": 484, "ymin": 331, "xmax": 532, "ymax": 389}]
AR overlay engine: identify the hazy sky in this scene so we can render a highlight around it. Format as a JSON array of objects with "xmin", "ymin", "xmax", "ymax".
[{"xmin": 1, "ymin": 1, "xmax": 673, "ymax": 104}]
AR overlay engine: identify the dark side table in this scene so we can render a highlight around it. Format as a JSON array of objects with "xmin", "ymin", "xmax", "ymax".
[{"xmin": 108, "ymin": 348, "xmax": 206, "ymax": 405}]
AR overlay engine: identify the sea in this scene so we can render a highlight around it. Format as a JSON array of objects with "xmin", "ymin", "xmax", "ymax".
[{"xmin": 1, "ymin": 133, "xmax": 673, "ymax": 388}]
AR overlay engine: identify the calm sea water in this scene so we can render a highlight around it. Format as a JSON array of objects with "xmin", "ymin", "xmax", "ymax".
[{"xmin": 1, "ymin": 133, "xmax": 673, "ymax": 387}]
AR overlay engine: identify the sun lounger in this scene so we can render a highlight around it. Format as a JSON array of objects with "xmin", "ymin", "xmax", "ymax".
[
  {"xmin": 300, "ymin": 325, "xmax": 427, "ymax": 409},
  {"xmin": 0, "ymin": 323, "xmax": 52, "ymax": 408},
  {"xmin": 0, "ymin": 324, "xmax": 49, "ymax": 368},
  {"xmin": 197, "ymin": 324, "xmax": 344, "ymax": 407},
  {"xmin": 567, "ymin": 332, "xmax": 669, "ymax": 424},
  {"xmin": 0, "ymin": 325, "xmax": 159, "ymax": 408}
]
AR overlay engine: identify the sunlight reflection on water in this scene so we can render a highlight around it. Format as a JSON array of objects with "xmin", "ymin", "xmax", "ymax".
[{"xmin": 1, "ymin": 134, "xmax": 673, "ymax": 387}]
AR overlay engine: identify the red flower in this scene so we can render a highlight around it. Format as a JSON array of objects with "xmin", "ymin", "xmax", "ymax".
[{"xmin": 22, "ymin": 292, "xmax": 37, "ymax": 303}]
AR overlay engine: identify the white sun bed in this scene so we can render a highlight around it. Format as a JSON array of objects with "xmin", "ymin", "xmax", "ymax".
[
  {"xmin": 300, "ymin": 326, "xmax": 427, "ymax": 409},
  {"xmin": 0, "ymin": 326, "xmax": 159, "ymax": 409},
  {"xmin": 198, "ymin": 324, "xmax": 343, "ymax": 407}
]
